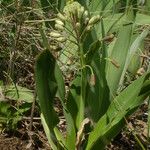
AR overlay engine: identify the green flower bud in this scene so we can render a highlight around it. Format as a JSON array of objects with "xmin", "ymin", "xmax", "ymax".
[
  {"xmin": 75, "ymin": 22, "xmax": 81, "ymax": 30},
  {"xmin": 89, "ymin": 74, "xmax": 96, "ymax": 86},
  {"xmin": 55, "ymin": 24, "xmax": 64, "ymax": 31},
  {"xmin": 50, "ymin": 45, "xmax": 57, "ymax": 50},
  {"xmin": 88, "ymin": 15, "xmax": 101, "ymax": 25},
  {"xmin": 84, "ymin": 17, "xmax": 89, "ymax": 25},
  {"xmin": 55, "ymin": 19, "xmax": 64, "ymax": 26},
  {"xmin": 80, "ymin": 6, "xmax": 85, "ymax": 13},
  {"xmin": 83, "ymin": 10, "xmax": 88, "ymax": 18},
  {"xmin": 86, "ymin": 25, "xmax": 93, "ymax": 32},
  {"xmin": 55, "ymin": 37, "xmax": 66, "ymax": 42},
  {"xmin": 50, "ymin": 45, "xmax": 62, "ymax": 51},
  {"xmin": 57, "ymin": 13, "xmax": 66, "ymax": 21},
  {"xmin": 49, "ymin": 31, "xmax": 62, "ymax": 38},
  {"xmin": 78, "ymin": 6, "xmax": 84, "ymax": 19},
  {"xmin": 64, "ymin": 1, "xmax": 82, "ymax": 20}
]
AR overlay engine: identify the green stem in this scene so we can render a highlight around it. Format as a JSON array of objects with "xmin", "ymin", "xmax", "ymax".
[
  {"xmin": 133, "ymin": 133, "xmax": 146, "ymax": 150},
  {"xmin": 76, "ymin": 42, "xmax": 87, "ymax": 129},
  {"xmin": 80, "ymin": 43, "xmax": 86, "ymax": 100},
  {"xmin": 85, "ymin": 65, "xmax": 94, "ymax": 75}
]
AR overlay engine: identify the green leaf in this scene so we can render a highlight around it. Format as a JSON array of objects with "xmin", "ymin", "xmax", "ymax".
[
  {"xmin": 145, "ymin": 0, "xmax": 150, "ymax": 14},
  {"xmin": 0, "ymin": 102, "xmax": 11, "ymax": 116},
  {"xmin": 67, "ymin": 75, "xmax": 81, "ymax": 128},
  {"xmin": 55, "ymin": 52, "xmax": 76, "ymax": 150},
  {"xmin": 54, "ymin": 54, "xmax": 76, "ymax": 149},
  {"xmin": 136, "ymin": 13, "xmax": 150, "ymax": 25},
  {"xmin": 57, "ymin": 0, "xmax": 66, "ymax": 11},
  {"xmin": 64, "ymin": 110, "xmax": 76, "ymax": 150},
  {"xmin": 86, "ymin": 20, "xmax": 110, "ymax": 122},
  {"xmin": 39, "ymin": 27, "xmax": 51, "ymax": 50},
  {"xmin": 94, "ymin": 12, "xmax": 124, "ymax": 39},
  {"xmin": 35, "ymin": 49, "xmax": 59, "ymax": 145},
  {"xmin": 4, "ymin": 85, "xmax": 33, "ymax": 103},
  {"xmin": 54, "ymin": 127, "xmax": 66, "ymax": 148},
  {"xmin": 35, "ymin": 49, "xmax": 75, "ymax": 149},
  {"xmin": 41, "ymin": 113, "xmax": 58, "ymax": 150},
  {"xmin": 86, "ymin": 73, "xmax": 150, "ymax": 150},
  {"xmin": 85, "ymin": 40, "xmax": 101, "ymax": 65},
  {"xmin": 88, "ymin": 0, "xmax": 104, "ymax": 13},
  {"xmin": 106, "ymin": 6, "xmax": 136, "ymax": 96},
  {"xmin": 55, "ymin": 61, "xmax": 65, "ymax": 103},
  {"xmin": 119, "ymin": 28, "xmax": 149, "ymax": 86},
  {"xmin": 75, "ymin": 0, "xmax": 88, "ymax": 7}
]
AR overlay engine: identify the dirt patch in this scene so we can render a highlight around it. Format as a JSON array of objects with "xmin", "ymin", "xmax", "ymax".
[
  {"xmin": 0, "ymin": 124, "xmax": 51, "ymax": 150},
  {"xmin": 0, "ymin": 134, "xmax": 27, "ymax": 150}
]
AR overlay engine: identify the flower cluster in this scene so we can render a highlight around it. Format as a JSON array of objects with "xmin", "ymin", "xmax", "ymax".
[{"xmin": 49, "ymin": 2, "xmax": 101, "ymax": 49}]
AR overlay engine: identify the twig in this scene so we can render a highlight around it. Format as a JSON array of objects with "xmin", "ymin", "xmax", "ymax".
[
  {"xmin": 22, "ymin": 117, "xmax": 41, "ymax": 120},
  {"xmin": 29, "ymin": 91, "xmax": 37, "ymax": 131},
  {"xmin": 148, "ymin": 97, "xmax": 150, "ymax": 147}
]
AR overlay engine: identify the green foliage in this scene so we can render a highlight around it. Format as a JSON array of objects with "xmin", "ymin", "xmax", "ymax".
[
  {"xmin": 4, "ymin": 85, "xmax": 34, "ymax": 103},
  {"xmin": 0, "ymin": 83, "xmax": 34, "ymax": 103},
  {"xmin": 0, "ymin": 101, "xmax": 31, "ymax": 130},
  {"xmin": 86, "ymin": 73, "xmax": 150, "ymax": 150},
  {"xmin": 35, "ymin": 49, "xmax": 76, "ymax": 149},
  {"xmin": 106, "ymin": 8, "xmax": 135, "ymax": 96},
  {"xmin": 0, "ymin": 81, "xmax": 33, "ymax": 130},
  {"xmin": 34, "ymin": 0, "xmax": 150, "ymax": 149},
  {"xmin": 35, "ymin": 50, "xmax": 150, "ymax": 149}
]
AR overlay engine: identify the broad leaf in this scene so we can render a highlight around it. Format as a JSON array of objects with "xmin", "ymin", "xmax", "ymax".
[
  {"xmin": 4, "ymin": 85, "xmax": 33, "ymax": 103},
  {"xmin": 67, "ymin": 75, "xmax": 81, "ymax": 128},
  {"xmin": 35, "ymin": 50, "xmax": 59, "ymax": 147},
  {"xmin": 35, "ymin": 49, "xmax": 76, "ymax": 150},
  {"xmin": 106, "ymin": 6, "xmax": 135, "ymax": 97},
  {"xmin": 86, "ymin": 20, "xmax": 110, "ymax": 122},
  {"xmin": 86, "ymin": 73, "xmax": 150, "ymax": 150},
  {"xmin": 119, "ymin": 28, "xmax": 149, "ymax": 87}
]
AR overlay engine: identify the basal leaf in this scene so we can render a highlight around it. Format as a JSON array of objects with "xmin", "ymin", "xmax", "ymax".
[
  {"xmin": 86, "ymin": 73, "xmax": 150, "ymax": 150},
  {"xmin": 35, "ymin": 50, "xmax": 60, "ymax": 147}
]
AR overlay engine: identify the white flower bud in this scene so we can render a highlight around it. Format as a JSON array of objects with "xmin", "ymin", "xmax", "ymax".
[
  {"xmin": 86, "ymin": 25, "xmax": 93, "ymax": 32},
  {"xmin": 50, "ymin": 45, "xmax": 57, "ymax": 50},
  {"xmin": 50, "ymin": 45, "xmax": 62, "ymax": 51},
  {"xmin": 49, "ymin": 32, "xmax": 62, "ymax": 38},
  {"xmin": 57, "ymin": 13, "xmax": 66, "ymax": 21},
  {"xmin": 55, "ymin": 24, "xmax": 64, "ymax": 31},
  {"xmin": 75, "ymin": 22, "xmax": 81, "ymax": 30},
  {"xmin": 84, "ymin": 17, "xmax": 89, "ymax": 25},
  {"xmin": 55, "ymin": 19, "xmax": 64, "ymax": 26},
  {"xmin": 78, "ymin": 6, "xmax": 84, "ymax": 19},
  {"xmin": 55, "ymin": 37, "xmax": 66, "ymax": 42},
  {"xmin": 88, "ymin": 15, "xmax": 101, "ymax": 25},
  {"xmin": 83, "ymin": 10, "xmax": 88, "ymax": 18},
  {"xmin": 80, "ymin": 6, "xmax": 85, "ymax": 13}
]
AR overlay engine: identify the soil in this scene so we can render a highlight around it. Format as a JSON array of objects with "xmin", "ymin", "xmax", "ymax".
[{"xmin": 0, "ymin": 123, "xmax": 51, "ymax": 150}]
